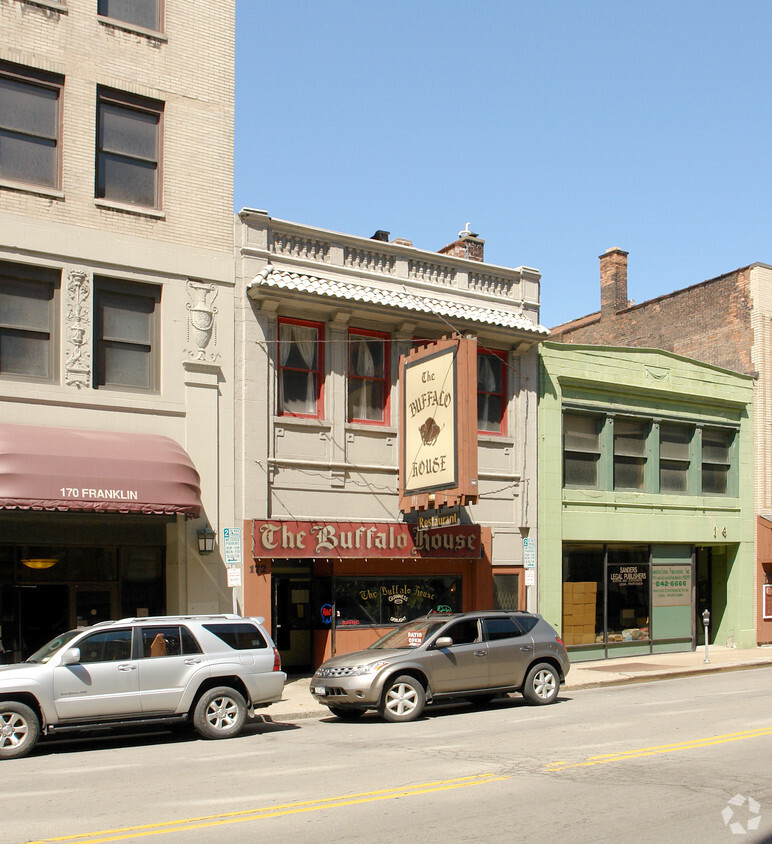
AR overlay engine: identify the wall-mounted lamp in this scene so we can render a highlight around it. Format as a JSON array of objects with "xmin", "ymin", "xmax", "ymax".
[
  {"xmin": 196, "ymin": 525, "xmax": 216, "ymax": 555},
  {"xmin": 21, "ymin": 558, "xmax": 59, "ymax": 570}
]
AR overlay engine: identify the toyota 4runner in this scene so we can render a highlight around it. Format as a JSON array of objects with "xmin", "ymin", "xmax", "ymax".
[{"xmin": 0, "ymin": 614, "xmax": 286, "ymax": 759}]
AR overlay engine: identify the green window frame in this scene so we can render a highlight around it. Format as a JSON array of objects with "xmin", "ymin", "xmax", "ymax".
[
  {"xmin": 563, "ymin": 412, "xmax": 602, "ymax": 488},
  {"xmin": 563, "ymin": 410, "xmax": 738, "ymax": 497}
]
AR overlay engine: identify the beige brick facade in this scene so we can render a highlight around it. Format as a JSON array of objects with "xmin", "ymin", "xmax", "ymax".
[{"xmin": 0, "ymin": 0, "xmax": 236, "ymax": 651}]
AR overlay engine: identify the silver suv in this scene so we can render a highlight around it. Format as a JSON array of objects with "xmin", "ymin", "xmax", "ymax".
[
  {"xmin": 0, "ymin": 614, "xmax": 286, "ymax": 759},
  {"xmin": 311, "ymin": 611, "xmax": 569, "ymax": 722}
]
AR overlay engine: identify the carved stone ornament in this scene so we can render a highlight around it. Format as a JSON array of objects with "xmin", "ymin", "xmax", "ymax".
[
  {"xmin": 64, "ymin": 270, "xmax": 92, "ymax": 389},
  {"xmin": 185, "ymin": 280, "xmax": 219, "ymax": 362}
]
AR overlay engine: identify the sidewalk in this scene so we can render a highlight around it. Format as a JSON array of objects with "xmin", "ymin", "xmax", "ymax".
[{"xmin": 258, "ymin": 645, "xmax": 772, "ymax": 721}]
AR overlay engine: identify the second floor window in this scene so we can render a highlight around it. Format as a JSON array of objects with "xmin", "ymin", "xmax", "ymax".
[
  {"xmin": 702, "ymin": 427, "xmax": 734, "ymax": 495},
  {"xmin": 0, "ymin": 261, "xmax": 58, "ymax": 381},
  {"xmin": 660, "ymin": 423, "xmax": 692, "ymax": 493},
  {"xmin": 98, "ymin": 0, "xmax": 161, "ymax": 31},
  {"xmin": 94, "ymin": 279, "xmax": 159, "ymax": 391},
  {"xmin": 563, "ymin": 410, "xmax": 738, "ymax": 497},
  {"xmin": 0, "ymin": 63, "xmax": 61, "ymax": 189},
  {"xmin": 477, "ymin": 350, "xmax": 506, "ymax": 434},
  {"xmin": 278, "ymin": 318, "xmax": 323, "ymax": 417},
  {"xmin": 564, "ymin": 412, "xmax": 601, "ymax": 488},
  {"xmin": 348, "ymin": 329, "xmax": 389, "ymax": 424},
  {"xmin": 613, "ymin": 418, "xmax": 648, "ymax": 490},
  {"xmin": 96, "ymin": 88, "xmax": 162, "ymax": 208}
]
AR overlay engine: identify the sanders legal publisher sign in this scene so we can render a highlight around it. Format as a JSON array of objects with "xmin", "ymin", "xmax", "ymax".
[{"xmin": 252, "ymin": 520, "xmax": 481, "ymax": 559}]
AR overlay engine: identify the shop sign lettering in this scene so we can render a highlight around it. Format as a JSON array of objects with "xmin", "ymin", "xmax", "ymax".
[
  {"xmin": 59, "ymin": 486, "xmax": 139, "ymax": 501},
  {"xmin": 652, "ymin": 565, "xmax": 692, "ymax": 607},
  {"xmin": 610, "ymin": 566, "xmax": 647, "ymax": 586},
  {"xmin": 252, "ymin": 520, "xmax": 481, "ymax": 559}
]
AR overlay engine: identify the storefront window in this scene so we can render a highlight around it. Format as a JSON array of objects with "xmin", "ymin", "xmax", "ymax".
[
  {"xmin": 562, "ymin": 545, "xmax": 603, "ymax": 646},
  {"xmin": 607, "ymin": 546, "xmax": 650, "ymax": 642},
  {"xmin": 334, "ymin": 577, "xmax": 461, "ymax": 626}
]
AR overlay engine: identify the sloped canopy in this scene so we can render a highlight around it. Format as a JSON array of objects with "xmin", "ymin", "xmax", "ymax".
[{"xmin": 0, "ymin": 423, "xmax": 201, "ymax": 516}]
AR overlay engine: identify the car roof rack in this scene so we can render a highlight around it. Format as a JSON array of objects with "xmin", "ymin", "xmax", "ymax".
[{"xmin": 91, "ymin": 614, "xmax": 244, "ymax": 627}]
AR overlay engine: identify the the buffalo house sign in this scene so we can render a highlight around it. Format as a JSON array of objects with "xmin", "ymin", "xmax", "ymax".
[
  {"xmin": 252, "ymin": 520, "xmax": 481, "ymax": 559},
  {"xmin": 399, "ymin": 337, "xmax": 478, "ymax": 512}
]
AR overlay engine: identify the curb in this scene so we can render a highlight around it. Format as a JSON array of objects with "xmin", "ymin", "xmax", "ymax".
[
  {"xmin": 565, "ymin": 659, "xmax": 772, "ymax": 692},
  {"xmin": 260, "ymin": 660, "xmax": 772, "ymax": 721}
]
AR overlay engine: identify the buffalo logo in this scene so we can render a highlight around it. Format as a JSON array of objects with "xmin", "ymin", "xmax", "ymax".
[{"xmin": 419, "ymin": 417, "xmax": 440, "ymax": 446}]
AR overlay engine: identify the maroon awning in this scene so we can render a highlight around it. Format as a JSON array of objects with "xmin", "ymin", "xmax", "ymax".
[{"xmin": 0, "ymin": 423, "xmax": 201, "ymax": 516}]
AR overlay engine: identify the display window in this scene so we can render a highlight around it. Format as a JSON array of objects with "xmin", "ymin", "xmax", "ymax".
[
  {"xmin": 334, "ymin": 576, "xmax": 461, "ymax": 626},
  {"xmin": 606, "ymin": 546, "xmax": 650, "ymax": 642}
]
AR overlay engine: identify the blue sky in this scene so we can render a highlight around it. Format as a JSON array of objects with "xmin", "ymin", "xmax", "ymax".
[{"xmin": 235, "ymin": 1, "xmax": 772, "ymax": 328}]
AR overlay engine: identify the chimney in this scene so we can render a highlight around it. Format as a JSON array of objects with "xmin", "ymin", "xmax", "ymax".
[
  {"xmin": 438, "ymin": 223, "xmax": 485, "ymax": 262},
  {"xmin": 599, "ymin": 247, "xmax": 628, "ymax": 315}
]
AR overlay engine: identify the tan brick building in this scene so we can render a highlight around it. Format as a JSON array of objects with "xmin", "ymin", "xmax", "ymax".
[
  {"xmin": 0, "ymin": 0, "xmax": 235, "ymax": 658},
  {"xmin": 551, "ymin": 250, "xmax": 772, "ymax": 643}
]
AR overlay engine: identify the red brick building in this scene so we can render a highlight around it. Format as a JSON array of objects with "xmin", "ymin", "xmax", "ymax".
[{"xmin": 551, "ymin": 250, "xmax": 772, "ymax": 644}]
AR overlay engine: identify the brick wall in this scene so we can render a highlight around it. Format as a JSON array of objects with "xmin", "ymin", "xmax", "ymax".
[
  {"xmin": 551, "ymin": 267, "xmax": 755, "ymax": 375},
  {"xmin": 0, "ymin": 0, "xmax": 235, "ymax": 253}
]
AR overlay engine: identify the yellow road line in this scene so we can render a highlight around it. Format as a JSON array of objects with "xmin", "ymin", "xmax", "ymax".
[
  {"xmin": 546, "ymin": 726, "xmax": 772, "ymax": 771},
  {"xmin": 24, "ymin": 774, "xmax": 509, "ymax": 844}
]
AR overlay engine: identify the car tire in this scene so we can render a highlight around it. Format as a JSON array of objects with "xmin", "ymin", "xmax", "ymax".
[
  {"xmin": 328, "ymin": 706, "xmax": 365, "ymax": 721},
  {"xmin": 193, "ymin": 687, "xmax": 247, "ymax": 740},
  {"xmin": 0, "ymin": 701, "xmax": 40, "ymax": 760},
  {"xmin": 379, "ymin": 675, "xmax": 426, "ymax": 722},
  {"xmin": 522, "ymin": 663, "xmax": 560, "ymax": 705}
]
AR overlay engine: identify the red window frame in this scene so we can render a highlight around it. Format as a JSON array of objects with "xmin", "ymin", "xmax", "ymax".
[
  {"xmin": 477, "ymin": 349, "xmax": 507, "ymax": 436},
  {"xmin": 348, "ymin": 328, "xmax": 390, "ymax": 425},
  {"xmin": 277, "ymin": 317, "xmax": 324, "ymax": 419}
]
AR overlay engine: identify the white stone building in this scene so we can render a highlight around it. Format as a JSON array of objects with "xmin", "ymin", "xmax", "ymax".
[
  {"xmin": 0, "ymin": 0, "xmax": 235, "ymax": 659},
  {"xmin": 235, "ymin": 211, "xmax": 548, "ymax": 670}
]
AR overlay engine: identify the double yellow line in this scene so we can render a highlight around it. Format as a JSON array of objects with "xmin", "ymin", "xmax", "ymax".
[
  {"xmin": 546, "ymin": 726, "xmax": 772, "ymax": 772},
  {"xmin": 25, "ymin": 774, "xmax": 508, "ymax": 844}
]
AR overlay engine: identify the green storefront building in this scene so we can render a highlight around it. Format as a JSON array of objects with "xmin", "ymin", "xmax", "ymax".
[{"xmin": 539, "ymin": 342, "xmax": 755, "ymax": 660}]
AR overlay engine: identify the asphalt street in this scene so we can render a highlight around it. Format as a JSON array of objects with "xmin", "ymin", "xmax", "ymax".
[{"xmin": 3, "ymin": 667, "xmax": 772, "ymax": 844}]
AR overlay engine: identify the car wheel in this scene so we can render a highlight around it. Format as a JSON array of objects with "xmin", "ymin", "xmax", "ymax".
[
  {"xmin": 0, "ymin": 701, "xmax": 40, "ymax": 760},
  {"xmin": 193, "ymin": 687, "xmax": 247, "ymax": 739},
  {"xmin": 328, "ymin": 706, "xmax": 365, "ymax": 721},
  {"xmin": 522, "ymin": 663, "xmax": 560, "ymax": 705},
  {"xmin": 380, "ymin": 675, "xmax": 425, "ymax": 722}
]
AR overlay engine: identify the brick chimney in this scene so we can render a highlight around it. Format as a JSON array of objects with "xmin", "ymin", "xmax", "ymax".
[
  {"xmin": 599, "ymin": 247, "xmax": 628, "ymax": 315},
  {"xmin": 438, "ymin": 223, "xmax": 485, "ymax": 262}
]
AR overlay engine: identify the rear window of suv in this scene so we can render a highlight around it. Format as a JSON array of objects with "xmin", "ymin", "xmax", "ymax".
[{"xmin": 203, "ymin": 623, "xmax": 267, "ymax": 650}]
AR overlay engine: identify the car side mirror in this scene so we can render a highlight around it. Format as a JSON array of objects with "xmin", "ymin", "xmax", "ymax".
[
  {"xmin": 434, "ymin": 636, "xmax": 453, "ymax": 649},
  {"xmin": 60, "ymin": 647, "xmax": 81, "ymax": 666}
]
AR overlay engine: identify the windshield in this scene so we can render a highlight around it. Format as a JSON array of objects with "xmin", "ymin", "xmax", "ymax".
[
  {"xmin": 26, "ymin": 630, "xmax": 82, "ymax": 664},
  {"xmin": 368, "ymin": 618, "xmax": 448, "ymax": 649}
]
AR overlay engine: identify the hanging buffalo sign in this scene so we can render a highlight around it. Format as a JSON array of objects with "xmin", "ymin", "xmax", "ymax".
[
  {"xmin": 399, "ymin": 336, "xmax": 478, "ymax": 513},
  {"xmin": 251, "ymin": 520, "xmax": 481, "ymax": 559}
]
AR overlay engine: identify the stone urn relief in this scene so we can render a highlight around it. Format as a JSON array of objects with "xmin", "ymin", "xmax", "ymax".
[{"xmin": 186, "ymin": 280, "xmax": 219, "ymax": 361}]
